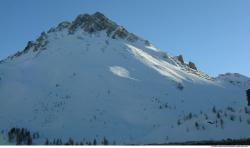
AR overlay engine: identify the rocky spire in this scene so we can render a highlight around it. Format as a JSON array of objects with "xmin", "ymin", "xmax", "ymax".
[
  {"xmin": 175, "ymin": 55, "xmax": 184, "ymax": 65},
  {"xmin": 188, "ymin": 61, "xmax": 197, "ymax": 70}
]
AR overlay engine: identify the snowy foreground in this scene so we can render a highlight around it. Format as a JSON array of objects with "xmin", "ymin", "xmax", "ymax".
[{"xmin": 0, "ymin": 12, "xmax": 250, "ymax": 145}]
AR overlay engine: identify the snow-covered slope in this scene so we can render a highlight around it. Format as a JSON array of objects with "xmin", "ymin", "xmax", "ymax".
[
  {"xmin": 0, "ymin": 12, "xmax": 250, "ymax": 145},
  {"xmin": 215, "ymin": 73, "xmax": 250, "ymax": 89}
]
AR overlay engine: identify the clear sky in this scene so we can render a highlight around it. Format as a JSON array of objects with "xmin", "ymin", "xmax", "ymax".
[{"xmin": 0, "ymin": 0, "xmax": 249, "ymax": 77}]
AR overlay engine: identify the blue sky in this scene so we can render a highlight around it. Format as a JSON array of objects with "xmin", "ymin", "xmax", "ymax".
[{"xmin": 0, "ymin": 0, "xmax": 249, "ymax": 77}]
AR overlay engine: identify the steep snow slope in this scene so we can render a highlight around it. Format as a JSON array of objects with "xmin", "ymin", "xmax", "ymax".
[{"xmin": 0, "ymin": 12, "xmax": 250, "ymax": 144}]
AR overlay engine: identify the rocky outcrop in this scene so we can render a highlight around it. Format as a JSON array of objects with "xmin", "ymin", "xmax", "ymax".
[
  {"xmin": 175, "ymin": 55, "xmax": 184, "ymax": 65},
  {"xmin": 112, "ymin": 27, "xmax": 129, "ymax": 39},
  {"xmin": 128, "ymin": 33, "xmax": 139, "ymax": 42},
  {"xmin": 68, "ymin": 12, "xmax": 142, "ymax": 43},
  {"xmin": 48, "ymin": 21, "xmax": 71, "ymax": 33},
  {"xmin": 69, "ymin": 12, "xmax": 118, "ymax": 35},
  {"xmin": 9, "ymin": 31, "xmax": 49, "ymax": 60},
  {"xmin": 33, "ymin": 32, "xmax": 48, "ymax": 52},
  {"xmin": 173, "ymin": 55, "xmax": 198, "ymax": 71},
  {"xmin": 188, "ymin": 61, "xmax": 197, "ymax": 70},
  {"xmin": 23, "ymin": 41, "xmax": 36, "ymax": 53}
]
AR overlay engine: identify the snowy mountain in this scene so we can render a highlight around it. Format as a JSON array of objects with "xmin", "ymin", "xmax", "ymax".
[{"xmin": 0, "ymin": 12, "xmax": 250, "ymax": 145}]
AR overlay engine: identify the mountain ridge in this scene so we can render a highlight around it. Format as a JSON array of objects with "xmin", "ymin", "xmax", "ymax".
[{"xmin": 1, "ymin": 12, "xmax": 247, "ymax": 81}]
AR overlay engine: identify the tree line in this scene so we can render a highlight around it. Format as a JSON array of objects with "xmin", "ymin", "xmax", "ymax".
[{"xmin": 7, "ymin": 127, "xmax": 39, "ymax": 145}]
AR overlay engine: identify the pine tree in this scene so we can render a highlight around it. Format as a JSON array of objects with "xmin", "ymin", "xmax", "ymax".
[
  {"xmin": 56, "ymin": 139, "xmax": 60, "ymax": 145},
  {"xmin": 102, "ymin": 137, "xmax": 108, "ymax": 145},
  {"xmin": 177, "ymin": 120, "xmax": 181, "ymax": 125},
  {"xmin": 53, "ymin": 139, "xmax": 56, "ymax": 145},
  {"xmin": 93, "ymin": 139, "xmax": 97, "ymax": 145},
  {"xmin": 247, "ymin": 89, "xmax": 250, "ymax": 106},
  {"xmin": 27, "ymin": 135, "xmax": 32, "ymax": 145},
  {"xmin": 177, "ymin": 83, "xmax": 184, "ymax": 90},
  {"xmin": 217, "ymin": 112, "xmax": 221, "ymax": 119},
  {"xmin": 212, "ymin": 106, "xmax": 216, "ymax": 113},
  {"xmin": 245, "ymin": 107, "xmax": 249, "ymax": 114},
  {"xmin": 188, "ymin": 113, "xmax": 193, "ymax": 120},
  {"xmin": 195, "ymin": 122, "xmax": 199, "ymax": 130},
  {"xmin": 68, "ymin": 138, "xmax": 74, "ymax": 145},
  {"xmin": 16, "ymin": 133, "xmax": 21, "ymax": 145},
  {"xmin": 59, "ymin": 139, "xmax": 63, "ymax": 145},
  {"xmin": 230, "ymin": 115, "xmax": 235, "ymax": 121},
  {"xmin": 45, "ymin": 138, "xmax": 49, "ymax": 145}
]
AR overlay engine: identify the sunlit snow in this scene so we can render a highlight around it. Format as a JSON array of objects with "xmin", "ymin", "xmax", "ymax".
[{"xmin": 109, "ymin": 66, "xmax": 137, "ymax": 80}]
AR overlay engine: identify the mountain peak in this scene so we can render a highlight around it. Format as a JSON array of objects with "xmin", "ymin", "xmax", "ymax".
[
  {"xmin": 92, "ymin": 11, "xmax": 109, "ymax": 20},
  {"xmin": 46, "ymin": 12, "xmax": 146, "ymax": 43},
  {"xmin": 2, "ymin": 12, "xmax": 150, "ymax": 61},
  {"xmin": 68, "ymin": 12, "xmax": 118, "ymax": 35},
  {"xmin": 68, "ymin": 12, "xmax": 142, "ymax": 42}
]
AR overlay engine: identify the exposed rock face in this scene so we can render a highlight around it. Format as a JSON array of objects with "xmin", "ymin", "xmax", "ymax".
[
  {"xmin": 176, "ymin": 55, "xmax": 184, "ymax": 65},
  {"xmin": 173, "ymin": 55, "xmax": 198, "ymax": 71},
  {"xmin": 247, "ymin": 89, "xmax": 250, "ymax": 106},
  {"xmin": 8, "ymin": 31, "xmax": 49, "ymax": 60},
  {"xmin": 112, "ymin": 27, "xmax": 129, "ymax": 39},
  {"xmin": 188, "ymin": 61, "xmax": 197, "ymax": 70},
  {"xmin": 48, "ymin": 21, "xmax": 71, "ymax": 33},
  {"xmin": 69, "ymin": 12, "xmax": 118, "ymax": 35},
  {"xmin": 35, "ymin": 32, "xmax": 48, "ymax": 49},
  {"xmin": 68, "ymin": 12, "xmax": 142, "ymax": 42},
  {"xmin": 23, "ymin": 41, "xmax": 36, "ymax": 53},
  {"xmin": 127, "ymin": 33, "xmax": 140, "ymax": 42},
  {"xmin": 144, "ymin": 40, "xmax": 151, "ymax": 46}
]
